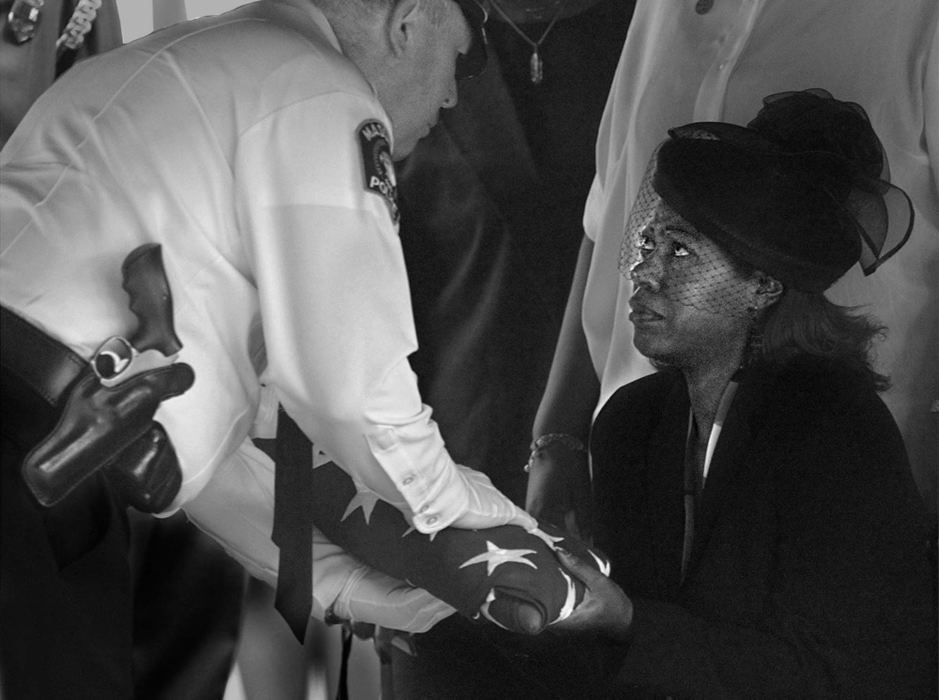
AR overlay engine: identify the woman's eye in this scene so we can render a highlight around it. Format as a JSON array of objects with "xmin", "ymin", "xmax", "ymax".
[{"xmin": 671, "ymin": 241, "xmax": 690, "ymax": 257}]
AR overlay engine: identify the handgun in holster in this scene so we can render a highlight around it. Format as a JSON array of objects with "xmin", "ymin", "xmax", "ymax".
[{"xmin": 21, "ymin": 244, "xmax": 195, "ymax": 513}]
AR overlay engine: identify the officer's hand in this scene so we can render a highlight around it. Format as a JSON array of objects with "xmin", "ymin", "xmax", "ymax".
[
  {"xmin": 451, "ymin": 465, "xmax": 538, "ymax": 532},
  {"xmin": 525, "ymin": 443, "xmax": 593, "ymax": 540},
  {"xmin": 327, "ymin": 564, "xmax": 456, "ymax": 633},
  {"xmin": 549, "ymin": 547, "xmax": 632, "ymax": 644}
]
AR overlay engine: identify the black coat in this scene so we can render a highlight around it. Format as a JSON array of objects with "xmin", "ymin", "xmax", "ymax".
[{"xmin": 591, "ymin": 359, "xmax": 937, "ymax": 699}]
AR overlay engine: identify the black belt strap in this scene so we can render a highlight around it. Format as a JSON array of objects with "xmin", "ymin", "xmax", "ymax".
[
  {"xmin": 0, "ymin": 305, "xmax": 85, "ymax": 407},
  {"xmin": 271, "ymin": 407, "xmax": 314, "ymax": 643}
]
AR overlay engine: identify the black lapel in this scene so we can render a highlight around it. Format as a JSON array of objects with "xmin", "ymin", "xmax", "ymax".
[
  {"xmin": 689, "ymin": 368, "xmax": 776, "ymax": 569},
  {"xmin": 646, "ymin": 373, "xmax": 692, "ymax": 597}
]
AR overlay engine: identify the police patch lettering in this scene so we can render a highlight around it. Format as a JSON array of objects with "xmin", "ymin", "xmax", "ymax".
[{"xmin": 358, "ymin": 120, "xmax": 399, "ymax": 224}]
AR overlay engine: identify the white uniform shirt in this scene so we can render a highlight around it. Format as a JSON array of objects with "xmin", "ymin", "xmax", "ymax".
[
  {"xmin": 0, "ymin": 0, "xmax": 530, "ymax": 628},
  {"xmin": 583, "ymin": 0, "xmax": 939, "ymax": 497}
]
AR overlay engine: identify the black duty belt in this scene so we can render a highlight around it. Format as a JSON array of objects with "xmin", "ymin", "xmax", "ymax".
[
  {"xmin": 1, "ymin": 305, "xmax": 86, "ymax": 442},
  {"xmin": 1, "ymin": 305, "xmax": 86, "ymax": 404}
]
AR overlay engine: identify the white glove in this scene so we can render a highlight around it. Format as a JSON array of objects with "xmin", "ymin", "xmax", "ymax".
[
  {"xmin": 430, "ymin": 464, "xmax": 537, "ymax": 532},
  {"xmin": 331, "ymin": 564, "xmax": 457, "ymax": 633}
]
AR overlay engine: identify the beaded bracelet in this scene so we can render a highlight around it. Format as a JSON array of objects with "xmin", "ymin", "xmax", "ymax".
[{"xmin": 523, "ymin": 433, "xmax": 586, "ymax": 472}]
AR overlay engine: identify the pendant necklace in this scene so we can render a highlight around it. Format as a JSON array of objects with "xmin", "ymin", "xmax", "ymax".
[{"xmin": 488, "ymin": 0, "xmax": 571, "ymax": 85}]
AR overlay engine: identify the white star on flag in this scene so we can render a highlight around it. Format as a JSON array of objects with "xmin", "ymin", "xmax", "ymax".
[
  {"xmin": 480, "ymin": 588, "xmax": 509, "ymax": 630},
  {"xmin": 459, "ymin": 540, "xmax": 538, "ymax": 577},
  {"xmin": 553, "ymin": 569, "xmax": 577, "ymax": 622},
  {"xmin": 590, "ymin": 549, "xmax": 612, "ymax": 576},
  {"xmin": 341, "ymin": 487, "xmax": 381, "ymax": 524}
]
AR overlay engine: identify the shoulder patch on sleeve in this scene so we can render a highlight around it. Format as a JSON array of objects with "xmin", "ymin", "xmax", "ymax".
[{"xmin": 358, "ymin": 119, "xmax": 399, "ymax": 224}]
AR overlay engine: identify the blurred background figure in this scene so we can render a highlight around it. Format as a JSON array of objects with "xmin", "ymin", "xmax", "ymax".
[{"xmin": 1, "ymin": 0, "xmax": 122, "ymax": 145}]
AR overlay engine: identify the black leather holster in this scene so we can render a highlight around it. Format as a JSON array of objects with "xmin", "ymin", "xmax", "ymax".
[{"xmin": 1, "ymin": 305, "xmax": 183, "ymax": 512}]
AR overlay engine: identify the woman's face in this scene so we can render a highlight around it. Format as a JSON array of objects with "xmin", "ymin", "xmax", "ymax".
[{"xmin": 626, "ymin": 200, "xmax": 760, "ymax": 372}]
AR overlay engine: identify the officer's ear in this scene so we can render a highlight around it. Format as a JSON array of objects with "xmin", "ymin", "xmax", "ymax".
[{"xmin": 387, "ymin": 0, "xmax": 424, "ymax": 57}]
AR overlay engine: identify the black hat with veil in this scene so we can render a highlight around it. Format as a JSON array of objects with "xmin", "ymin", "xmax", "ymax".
[{"xmin": 619, "ymin": 89, "xmax": 914, "ymax": 299}]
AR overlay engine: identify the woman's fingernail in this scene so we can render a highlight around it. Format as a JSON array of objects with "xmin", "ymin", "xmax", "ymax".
[{"xmin": 555, "ymin": 546, "xmax": 570, "ymax": 557}]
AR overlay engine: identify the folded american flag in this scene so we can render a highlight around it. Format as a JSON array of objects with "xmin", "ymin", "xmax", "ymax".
[{"xmin": 309, "ymin": 459, "xmax": 609, "ymax": 634}]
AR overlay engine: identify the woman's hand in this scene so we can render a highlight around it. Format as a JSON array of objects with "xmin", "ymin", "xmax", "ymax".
[{"xmin": 549, "ymin": 547, "xmax": 633, "ymax": 644}]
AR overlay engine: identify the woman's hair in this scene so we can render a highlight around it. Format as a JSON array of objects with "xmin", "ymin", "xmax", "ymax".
[{"xmin": 752, "ymin": 289, "xmax": 889, "ymax": 391}]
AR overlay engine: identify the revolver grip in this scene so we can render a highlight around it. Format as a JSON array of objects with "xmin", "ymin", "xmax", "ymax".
[{"xmin": 121, "ymin": 243, "xmax": 183, "ymax": 356}]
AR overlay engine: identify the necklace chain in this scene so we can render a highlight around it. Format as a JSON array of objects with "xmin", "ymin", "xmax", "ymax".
[{"xmin": 488, "ymin": 0, "xmax": 570, "ymax": 84}]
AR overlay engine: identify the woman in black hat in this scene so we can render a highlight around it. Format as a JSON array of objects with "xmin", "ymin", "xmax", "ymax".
[{"xmin": 551, "ymin": 89, "xmax": 937, "ymax": 698}]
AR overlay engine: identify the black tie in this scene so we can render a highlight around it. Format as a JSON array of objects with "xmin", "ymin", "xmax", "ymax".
[{"xmin": 271, "ymin": 407, "xmax": 314, "ymax": 642}]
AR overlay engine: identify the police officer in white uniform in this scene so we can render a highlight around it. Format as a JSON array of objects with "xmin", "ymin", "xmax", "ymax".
[{"xmin": 0, "ymin": 1, "xmax": 536, "ymax": 693}]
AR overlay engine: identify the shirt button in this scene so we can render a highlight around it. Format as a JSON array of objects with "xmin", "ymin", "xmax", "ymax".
[
  {"xmin": 419, "ymin": 505, "xmax": 429, "ymax": 514},
  {"xmin": 375, "ymin": 428, "xmax": 396, "ymax": 450},
  {"xmin": 402, "ymin": 475, "xmax": 415, "ymax": 486},
  {"xmin": 425, "ymin": 515, "xmax": 438, "ymax": 526}
]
